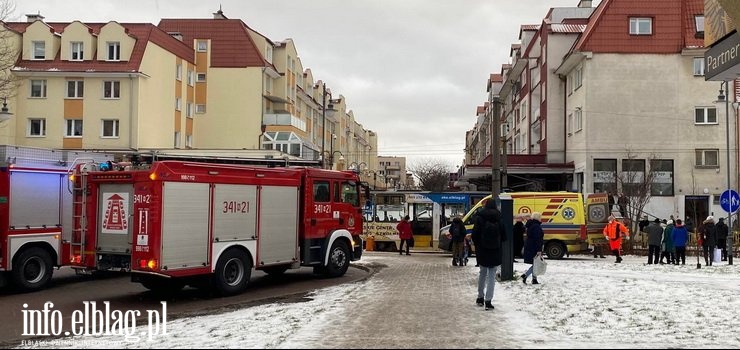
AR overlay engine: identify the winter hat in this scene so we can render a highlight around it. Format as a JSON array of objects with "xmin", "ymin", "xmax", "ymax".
[
  {"xmin": 667, "ymin": 220, "xmax": 674, "ymax": 225},
  {"xmin": 706, "ymin": 216, "xmax": 715, "ymax": 222}
]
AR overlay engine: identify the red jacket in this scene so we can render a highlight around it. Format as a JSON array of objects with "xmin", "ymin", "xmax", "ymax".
[{"xmin": 396, "ymin": 220, "xmax": 413, "ymax": 240}]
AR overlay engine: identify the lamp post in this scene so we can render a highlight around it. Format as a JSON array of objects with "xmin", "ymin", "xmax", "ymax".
[
  {"xmin": 349, "ymin": 162, "xmax": 367, "ymax": 172},
  {"xmin": 320, "ymin": 84, "xmax": 336, "ymax": 169},
  {"xmin": 718, "ymin": 82, "xmax": 735, "ymax": 265},
  {"xmin": 0, "ymin": 97, "xmax": 12, "ymax": 122}
]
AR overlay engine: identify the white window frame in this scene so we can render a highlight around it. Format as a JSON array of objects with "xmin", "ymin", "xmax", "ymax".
[
  {"xmin": 187, "ymin": 70, "xmax": 194, "ymax": 86},
  {"xmin": 66, "ymin": 80, "xmax": 84, "ymax": 98},
  {"xmin": 567, "ymin": 113, "xmax": 574, "ymax": 135},
  {"xmin": 101, "ymin": 119, "xmax": 119, "ymax": 138},
  {"xmin": 574, "ymin": 66, "xmax": 583, "ymax": 90},
  {"xmin": 106, "ymin": 41, "xmax": 120, "ymax": 61},
  {"xmin": 174, "ymin": 131, "xmax": 181, "ymax": 148},
  {"xmin": 629, "ymin": 17, "xmax": 652, "ymax": 35},
  {"xmin": 265, "ymin": 44, "xmax": 273, "ymax": 63},
  {"xmin": 574, "ymin": 108, "xmax": 583, "ymax": 132},
  {"xmin": 65, "ymin": 119, "xmax": 83, "ymax": 137},
  {"xmin": 695, "ymin": 15, "xmax": 704, "ymax": 33},
  {"xmin": 696, "ymin": 149, "xmax": 719, "ymax": 167},
  {"xmin": 32, "ymin": 41, "xmax": 45, "ymax": 60},
  {"xmin": 695, "ymin": 107, "xmax": 717, "ymax": 124},
  {"xmin": 693, "ymin": 57, "xmax": 705, "ymax": 76},
  {"xmin": 27, "ymin": 118, "xmax": 46, "ymax": 137},
  {"xmin": 186, "ymin": 103, "xmax": 193, "ymax": 118},
  {"xmin": 70, "ymin": 41, "xmax": 84, "ymax": 61},
  {"xmin": 196, "ymin": 73, "xmax": 206, "ymax": 82},
  {"xmin": 186, "ymin": 134, "xmax": 193, "ymax": 148},
  {"xmin": 196, "ymin": 40, "xmax": 207, "ymax": 52},
  {"xmin": 176, "ymin": 64, "xmax": 182, "ymax": 81},
  {"xmin": 196, "ymin": 104, "xmax": 206, "ymax": 114},
  {"xmin": 175, "ymin": 97, "xmax": 182, "ymax": 111},
  {"xmin": 103, "ymin": 81, "xmax": 120, "ymax": 99},
  {"xmin": 30, "ymin": 79, "xmax": 47, "ymax": 98}
]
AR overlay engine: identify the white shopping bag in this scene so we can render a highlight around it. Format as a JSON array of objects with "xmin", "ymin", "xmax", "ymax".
[
  {"xmin": 713, "ymin": 248, "xmax": 722, "ymax": 263},
  {"xmin": 533, "ymin": 255, "xmax": 547, "ymax": 276}
]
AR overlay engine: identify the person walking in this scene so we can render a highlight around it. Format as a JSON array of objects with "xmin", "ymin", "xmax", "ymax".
[
  {"xmin": 660, "ymin": 219, "xmax": 676, "ymax": 265},
  {"xmin": 603, "ymin": 215, "xmax": 629, "ymax": 263},
  {"xmin": 716, "ymin": 217, "xmax": 729, "ymax": 261},
  {"xmin": 448, "ymin": 216, "xmax": 467, "ymax": 266},
  {"xmin": 396, "ymin": 215, "xmax": 413, "ymax": 256},
  {"xmin": 513, "ymin": 214, "xmax": 526, "ymax": 262},
  {"xmin": 700, "ymin": 216, "xmax": 717, "ymax": 266},
  {"xmin": 645, "ymin": 218, "xmax": 663, "ymax": 265},
  {"xmin": 520, "ymin": 212, "xmax": 544, "ymax": 285},
  {"xmin": 471, "ymin": 200, "xmax": 506, "ymax": 311},
  {"xmin": 672, "ymin": 219, "xmax": 689, "ymax": 265},
  {"xmin": 617, "ymin": 193, "xmax": 628, "ymax": 217}
]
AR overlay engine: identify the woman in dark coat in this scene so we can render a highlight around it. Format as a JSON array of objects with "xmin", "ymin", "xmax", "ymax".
[
  {"xmin": 471, "ymin": 200, "xmax": 505, "ymax": 310},
  {"xmin": 521, "ymin": 212, "xmax": 544, "ymax": 285}
]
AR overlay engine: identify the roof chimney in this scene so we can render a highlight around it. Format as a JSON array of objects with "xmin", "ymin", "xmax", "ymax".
[
  {"xmin": 578, "ymin": 0, "xmax": 592, "ymax": 8},
  {"xmin": 26, "ymin": 12, "xmax": 44, "ymax": 23},
  {"xmin": 213, "ymin": 5, "xmax": 228, "ymax": 19}
]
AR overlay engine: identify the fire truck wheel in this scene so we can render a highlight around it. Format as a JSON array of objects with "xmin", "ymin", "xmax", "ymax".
[
  {"xmin": 12, "ymin": 247, "xmax": 53, "ymax": 291},
  {"xmin": 324, "ymin": 240, "xmax": 350, "ymax": 278},
  {"xmin": 214, "ymin": 249, "xmax": 252, "ymax": 296}
]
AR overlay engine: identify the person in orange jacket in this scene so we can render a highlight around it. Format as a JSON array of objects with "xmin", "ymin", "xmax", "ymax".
[{"xmin": 603, "ymin": 215, "xmax": 630, "ymax": 263}]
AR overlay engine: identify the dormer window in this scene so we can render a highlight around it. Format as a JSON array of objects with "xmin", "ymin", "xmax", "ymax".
[
  {"xmin": 32, "ymin": 41, "xmax": 45, "ymax": 60},
  {"xmin": 71, "ymin": 42, "xmax": 83, "ymax": 61},
  {"xmin": 695, "ymin": 15, "xmax": 704, "ymax": 33},
  {"xmin": 629, "ymin": 17, "xmax": 652, "ymax": 35},
  {"xmin": 107, "ymin": 41, "xmax": 120, "ymax": 61},
  {"xmin": 197, "ymin": 40, "xmax": 207, "ymax": 52}
]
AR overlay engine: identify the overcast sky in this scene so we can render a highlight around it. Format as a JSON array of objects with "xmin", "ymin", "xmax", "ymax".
[{"xmin": 13, "ymin": 0, "xmax": 584, "ymax": 168}]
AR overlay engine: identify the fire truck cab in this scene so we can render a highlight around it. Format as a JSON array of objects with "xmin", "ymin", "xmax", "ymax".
[{"xmin": 76, "ymin": 161, "xmax": 366, "ymax": 295}]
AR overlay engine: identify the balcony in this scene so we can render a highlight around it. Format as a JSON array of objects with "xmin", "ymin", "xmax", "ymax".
[{"xmin": 263, "ymin": 113, "xmax": 306, "ymax": 132}]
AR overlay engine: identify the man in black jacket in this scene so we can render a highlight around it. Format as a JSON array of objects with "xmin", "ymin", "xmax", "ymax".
[{"xmin": 472, "ymin": 200, "xmax": 506, "ymax": 311}]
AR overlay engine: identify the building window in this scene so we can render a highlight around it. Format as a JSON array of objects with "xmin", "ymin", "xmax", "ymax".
[
  {"xmin": 265, "ymin": 44, "xmax": 273, "ymax": 64},
  {"xmin": 621, "ymin": 159, "xmax": 645, "ymax": 194},
  {"xmin": 175, "ymin": 97, "xmax": 182, "ymax": 111},
  {"xmin": 629, "ymin": 17, "xmax": 652, "ymax": 35},
  {"xmin": 574, "ymin": 66, "xmax": 583, "ymax": 89},
  {"xmin": 30, "ymin": 80, "xmax": 47, "ymax": 98},
  {"xmin": 32, "ymin": 41, "xmax": 45, "ymax": 60},
  {"xmin": 186, "ymin": 103, "xmax": 193, "ymax": 117},
  {"xmin": 695, "ymin": 15, "xmax": 704, "ymax": 33},
  {"xmin": 567, "ymin": 113, "xmax": 573, "ymax": 135},
  {"xmin": 695, "ymin": 107, "xmax": 717, "ymax": 124},
  {"xmin": 65, "ymin": 119, "xmax": 83, "ymax": 137},
  {"xmin": 696, "ymin": 149, "xmax": 719, "ymax": 167},
  {"xmin": 176, "ymin": 64, "xmax": 182, "ymax": 81},
  {"xmin": 27, "ymin": 118, "xmax": 46, "ymax": 137},
  {"xmin": 187, "ymin": 70, "xmax": 194, "ymax": 86},
  {"xmin": 574, "ymin": 108, "xmax": 583, "ymax": 132},
  {"xmin": 693, "ymin": 57, "xmax": 705, "ymax": 76},
  {"xmin": 196, "ymin": 40, "xmax": 207, "ymax": 52},
  {"xmin": 101, "ymin": 119, "xmax": 119, "ymax": 138},
  {"xmin": 107, "ymin": 41, "xmax": 120, "ymax": 61},
  {"xmin": 174, "ymin": 131, "xmax": 181, "ymax": 148},
  {"xmin": 66, "ymin": 80, "xmax": 84, "ymax": 98},
  {"xmin": 186, "ymin": 135, "xmax": 193, "ymax": 148},
  {"xmin": 196, "ymin": 104, "xmax": 206, "ymax": 114},
  {"xmin": 593, "ymin": 159, "xmax": 617, "ymax": 193},
  {"xmin": 70, "ymin": 41, "xmax": 83, "ymax": 61},
  {"xmin": 103, "ymin": 81, "xmax": 120, "ymax": 99},
  {"xmin": 650, "ymin": 159, "xmax": 674, "ymax": 196},
  {"xmin": 196, "ymin": 73, "xmax": 206, "ymax": 82}
]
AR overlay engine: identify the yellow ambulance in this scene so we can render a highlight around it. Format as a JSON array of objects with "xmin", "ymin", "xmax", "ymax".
[{"xmin": 454, "ymin": 192, "xmax": 609, "ymax": 259}]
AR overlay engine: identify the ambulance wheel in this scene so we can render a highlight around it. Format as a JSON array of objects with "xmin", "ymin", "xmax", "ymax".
[
  {"xmin": 324, "ymin": 240, "xmax": 350, "ymax": 278},
  {"xmin": 213, "ymin": 249, "xmax": 252, "ymax": 296},
  {"xmin": 12, "ymin": 247, "xmax": 53, "ymax": 292},
  {"xmin": 545, "ymin": 241, "xmax": 566, "ymax": 260}
]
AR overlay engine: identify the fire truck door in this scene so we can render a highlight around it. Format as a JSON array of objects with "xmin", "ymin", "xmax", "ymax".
[
  {"xmin": 97, "ymin": 184, "xmax": 134, "ymax": 254},
  {"xmin": 257, "ymin": 185, "xmax": 299, "ymax": 266}
]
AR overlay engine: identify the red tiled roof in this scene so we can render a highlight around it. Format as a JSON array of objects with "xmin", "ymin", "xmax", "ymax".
[
  {"xmin": 575, "ymin": 0, "xmax": 705, "ymax": 53},
  {"xmin": 11, "ymin": 22, "xmax": 194, "ymax": 73},
  {"xmin": 476, "ymin": 106, "xmax": 485, "ymax": 114},
  {"xmin": 158, "ymin": 19, "xmax": 267, "ymax": 68},
  {"xmin": 550, "ymin": 24, "xmax": 587, "ymax": 33},
  {"xmin": 491, "ymin": 73, "xmax": 503, "ymax": 83}
]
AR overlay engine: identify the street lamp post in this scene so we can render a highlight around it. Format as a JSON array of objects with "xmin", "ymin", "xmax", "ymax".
[{"xmin": 718, "ymin": 82, "xmax": 735, "ymax": 265}]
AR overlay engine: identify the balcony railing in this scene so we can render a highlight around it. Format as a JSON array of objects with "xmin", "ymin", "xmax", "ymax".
[{"xmin": 263, "ymin": 113, "xmax": 306, "ymax": 132}]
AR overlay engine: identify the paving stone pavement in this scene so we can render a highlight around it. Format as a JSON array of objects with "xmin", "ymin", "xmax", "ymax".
[{"xmin": 279, "ymin": 251, "xmax": 535, "ymax": 349}]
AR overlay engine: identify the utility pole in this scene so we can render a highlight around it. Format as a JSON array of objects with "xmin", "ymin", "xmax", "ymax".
[
  {"xmin": 491, "ymin": 96, "xmax": 501, "ymax": 198},
  {"xmin": 321, "ymin": 83, "xmax": 327, "ymax": 169}
]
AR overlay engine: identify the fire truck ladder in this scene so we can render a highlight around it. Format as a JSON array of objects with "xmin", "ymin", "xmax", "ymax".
[{"xmin": 67, "ymin": 159, "xmax": 98, "ymax": 264}]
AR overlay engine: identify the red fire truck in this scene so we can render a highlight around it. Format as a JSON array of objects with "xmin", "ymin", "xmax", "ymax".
[
  {"xmin": 0, "ymin": 145, "xmax": 114, "ymax": 291},
  {"xmin": 73, "ymin": 160, "xmax": 366, "ymax": 295}
]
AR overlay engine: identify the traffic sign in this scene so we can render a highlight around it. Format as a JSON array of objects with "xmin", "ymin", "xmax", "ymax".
[{"xmin": 720, "ymin": 189, "xmax": 740, "ymax": 213}]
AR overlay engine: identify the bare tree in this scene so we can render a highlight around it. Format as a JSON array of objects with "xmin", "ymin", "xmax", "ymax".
[
  {"xmin": 0, "ymin": 0, "xmax": 21, "ymax": 99},
  {"xmin": 408, "ymin": 158, "xmax": 452, "ymax": 191},
  {"xmin": 616, "ymin": 150, "xmax": 659, "ymax": 249}
]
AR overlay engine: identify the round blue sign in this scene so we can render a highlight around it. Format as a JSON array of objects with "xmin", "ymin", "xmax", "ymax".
[{"xmin": 720, "ymin": 189, "xmax": 740, "ymax": 213}]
